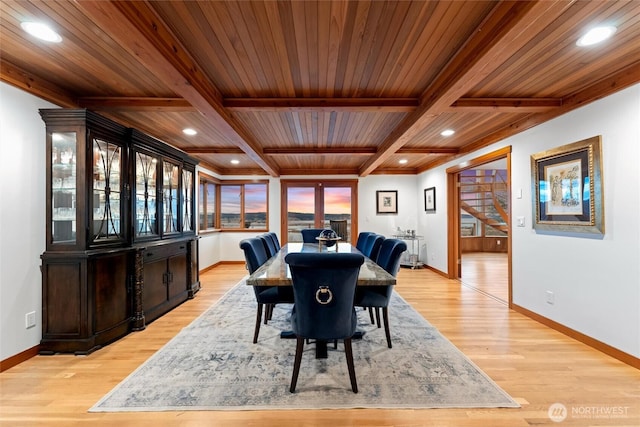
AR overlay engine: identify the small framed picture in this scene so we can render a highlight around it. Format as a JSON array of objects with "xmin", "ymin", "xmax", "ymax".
[
  {"xmin": 376, "ymin": 190, "xmax": 398, "ymax": 214},
  {"xmin": 424, "ymin": 187, "xmax": 436, "ymax": 212}
]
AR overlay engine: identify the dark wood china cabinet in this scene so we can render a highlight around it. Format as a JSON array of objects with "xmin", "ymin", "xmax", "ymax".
[{"xmin": 39, "ymin": 109, "xmax": 199, "ymax": 355}]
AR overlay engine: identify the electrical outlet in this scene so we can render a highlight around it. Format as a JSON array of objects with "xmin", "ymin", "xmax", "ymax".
[
  {"xmin": 25, "ymin": 311, "xmax": 36, "ymax": 329},
  {"xmin": 517, "ymin": 216, "xmax": 525, "ymax": 227},
  {"xmin": 546, "ymin": 291, "xmax": 554, "ymax": 305}
]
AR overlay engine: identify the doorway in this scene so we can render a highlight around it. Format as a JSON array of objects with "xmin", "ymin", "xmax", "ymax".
[
  {"xmin": 446, "ymin": 147, "xmax": 512, "ymax": 306},
  {"xmin": 280, "ymin": 180, "xmax": 358, "ymax": 245}
]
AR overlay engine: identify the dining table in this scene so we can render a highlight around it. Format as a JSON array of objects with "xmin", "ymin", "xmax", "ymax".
[
  {"xmin": 245, "ymin": 242, "xmax": 396, "ymax": 287},
  {"xmin": 246, "ymin": 242, "xmax": 396, "ymax": 358}
]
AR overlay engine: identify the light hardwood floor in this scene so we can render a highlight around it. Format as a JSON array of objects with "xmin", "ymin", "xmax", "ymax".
[
  {"xmin": 1, "ymin": 263, "xmax": 639, "ymax": 427},
  {"xmin": 461, "ymin": 252, "xmax": 509, "ymax": 303}
]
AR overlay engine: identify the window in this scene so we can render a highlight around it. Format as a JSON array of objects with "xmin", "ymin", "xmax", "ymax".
[
  {"xmin": 198, "ymin": 173, "xmax": 218, "ymax": 231},
  {"xmin": 220, "ymin": 181, "xmax": 268, "ymax": 230},
  {"xmin": 220, "ymin": 185, "xmax": 241, "ymax": 228},
  {"xmin": 244, "ymin": 183, "xmax": 268, "ymax": 229},
  {"xmin": 198, "ymin": 175, "xmax": 269, "ymax": 232}
]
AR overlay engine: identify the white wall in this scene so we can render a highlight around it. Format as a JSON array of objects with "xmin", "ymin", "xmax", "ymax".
[
  {"xmin": 0, "ymin": 83, "xmax": 57, "ymax": 360},
  {"xmin": 418, "ymin": 84, "xmax": 640, "ymax": 358},
  {"xmin": 358, "ymin": 175, "xmax": 419, "ymax": 236},
  {"xmin": 417, "ymin": 169, "xmax": 448, "ymax": 271},
  {"xmin": 198, "ymin": 232, "xmax": 221, "ymax": 268}
]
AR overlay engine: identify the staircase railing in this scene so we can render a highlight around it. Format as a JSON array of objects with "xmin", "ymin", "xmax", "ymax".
[{"xmin": 460, "ymin": 169, "xmax": 508, "ymax": 235}]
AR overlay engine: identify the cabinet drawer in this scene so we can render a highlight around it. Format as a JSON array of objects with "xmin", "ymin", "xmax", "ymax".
[{"xmin": 143, "ymin": 242, "xmax": 187, "ymax": 263}]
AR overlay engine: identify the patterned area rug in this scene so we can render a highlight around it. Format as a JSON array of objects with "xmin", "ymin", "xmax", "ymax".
[{"xmin": 90, "ymin": 280, "xmax": 519, "ymax": 412}]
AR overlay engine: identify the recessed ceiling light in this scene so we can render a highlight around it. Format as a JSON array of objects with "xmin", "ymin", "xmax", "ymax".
[
  {"xmin": 230, "ymin": 159, "xmax": 240, "ymax": 165},
  {"xmin": 398, "ymin": 159, "xmax": 408, "ymax": 164},
  {"xmin": 577, "ymin": 26, "xmax": 617, "ymax": 47},
  {"xmin": 441, "ymin": 129, "xmax": 455, "ymax": 137},
  {"xmin": 21, "ymin": 22, "xmax": 62, "ymax": 43},
  {"xmin": 182, "ymin": 128, "xmax": 197, "ymax": 136}
]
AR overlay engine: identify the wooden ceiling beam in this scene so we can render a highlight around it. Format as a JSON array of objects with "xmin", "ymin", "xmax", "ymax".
[
  {"xmin": 224, "ymin": 96, "xmax": 562, "ymax": 113},
  {"xmin": 216, "ymin": 167, "xmax": 269, "ymax": 176},
  {"xmin": 183, "ymin": 147, "xmax": 245, "ymax": 154},
  {"xmin": 369, "ymin": 167, "xmax": 419, "ymax": 175},
  {"xmin": 224, "ymin": 98, "xmax": 418, "ymax": 112},
  {"xmin": 185, "ymin": 146, "xmax": 459, "ymax": 156},
  {"xmin": 0, "ymin": 60, "xmax": 78, "ymax": 108},
  {"xmin": 67, "ymin": 94, "xmax": 566, "ymax": 115},
  {"xmin": 263, "ymin": 147, "xmax": 376, "ymax": 155},
  {"xmin": 358, "ymin": 0, "xmax": 574, "ymax": 176},
  {"xmin": 78, "ymin": 97, "xmax": 194, "ymax": 112},
  {"xmin": 186, "ymin": 146, "xmax": 376, "ymax": 156},
  {"xmin": 449, "ymin": 97, "xmax": 562, "ymax": 112},
  {"xmin": 279, "ymin": 168, "xmax": 360, "ymax": 176},
  {"xmin": 396, "ymin": 147, "xmax": 459, "ymax": 154},
  {"xmin": 75, "ymin": 1, "xmax": 280, "ymax": 176}
]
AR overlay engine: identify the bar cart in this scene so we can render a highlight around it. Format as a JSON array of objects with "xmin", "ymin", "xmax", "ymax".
[{"xmin": 393, "ymin": 232, "xmax": 424, "ymax": 269}]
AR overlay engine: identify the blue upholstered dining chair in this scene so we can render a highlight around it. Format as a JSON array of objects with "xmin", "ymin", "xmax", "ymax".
[
  {"xmin": 362, "ymin": 233, "xmax": 384, "ymax": 260},
  {"xmin": 300, "ymin": 228, "xmax": 324, "ymax": 243},
  {"xmin": 284, "ymin": 252, "xmax": 365, "ymax": 393},
  {"xmin": 239, "ymin": 238, "xmax": 293, "ymax": 343},
  {"xmin": 354, "ymin": 238, "xmax": 407, "ymax": 348},
  {"xmin": 375, "ymin": 238, "xmax": 407, "ymax": 277},
  {"xmin": 258, "ymin": 233, "xmax": 278, "ymax": 258},
  {"xmin": 355, "ymin": 231, "xmax": 373, "ymax": 252},
  {"xmin": 266, "ymin": 232, "xmax": 281, "ymax": 251}
]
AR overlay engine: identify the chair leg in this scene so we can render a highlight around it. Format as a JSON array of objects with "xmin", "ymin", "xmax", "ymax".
[
  {"xmin": 290, "ymin": 337, "xmax": 305, "ymax": 393},
  {"xmin": 264, "ymin": 304, "xmax": 273, "ymax": 324},
  {"xmin": 382, "ymin": 307, "xmax": 392, "ymax": 348},
  {"xmin": 344, "ymin": 338, "xmax": 358, "ymax": 393},
  {"xmin": 375, "ymin": 307, "xmax": 382, "ymax": 328},
  {"xmin": 368, "ymin": 307, "xmax": 375, "ymax": 324},
  {"xmin": 253, "ymin": 304, "xmax": 263, "ymax": 344}
]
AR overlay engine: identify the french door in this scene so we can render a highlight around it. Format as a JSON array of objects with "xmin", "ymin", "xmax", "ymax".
[{"xmin": 280, "ymin": 180, "xmax": 358, "ymax": 245}]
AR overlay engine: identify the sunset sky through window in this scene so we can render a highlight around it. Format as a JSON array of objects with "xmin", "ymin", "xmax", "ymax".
[{"xmin": 286, "ymin": 187, "xmax": 351, "ymax": 214}]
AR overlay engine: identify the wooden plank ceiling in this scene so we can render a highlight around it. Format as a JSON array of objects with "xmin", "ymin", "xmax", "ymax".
[{"xmin": 2, "ymin": 0, "xmax": 640, "ymax": 176}]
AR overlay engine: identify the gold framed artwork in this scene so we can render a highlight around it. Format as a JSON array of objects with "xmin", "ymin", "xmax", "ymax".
[{"xmin": 530, "ymin": 135, "xmax": 604, "ymax": 235}]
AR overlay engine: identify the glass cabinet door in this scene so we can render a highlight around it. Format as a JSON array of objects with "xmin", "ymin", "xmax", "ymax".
[
  {"xmin": 134, "ymin": 151, "xmax": 158, "ymax": 238},
  {"xmin": 91, "ymin": 137, "xmax": 124, "ymax": 243},
  {"xmin": 162, "ymin": 161, "xmax": 180, "ymax": 234},
  {"xmin": 51, "ymin": 131, "xmax": 77, "ymax": 243},
  {"xmin": 182, "ymin": 169, "xmax": 193, "ymax": 232}
]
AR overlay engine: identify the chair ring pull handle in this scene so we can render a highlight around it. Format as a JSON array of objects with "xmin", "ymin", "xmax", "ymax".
[{"xmin": 315, "ymin": 286, "xmax": 333, "ymax": 305}]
